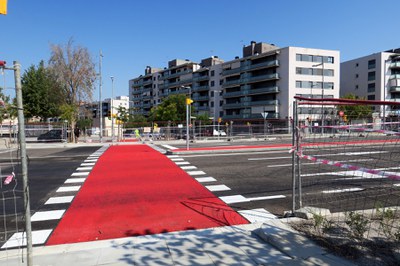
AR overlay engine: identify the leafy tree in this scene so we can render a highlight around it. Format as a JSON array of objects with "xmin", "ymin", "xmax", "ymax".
[
  {"xmin": 196, "ymin": 113, "xmax": 212, "ymax": 125},
  {"xmin": 0, "ymin": 86, "xmax": 12, "ymax": 123},
  {"xmin": 21, "ymin": 61, "xmax": 65, "ymax": 120},
  {"xmin": 338, "ymin": 93, "xmax": 373, "ymax": 122},
  {"xmin": 149, "ymin": 94, "xmax": 190, "ymax": 123},
  {"xmin": 48, "ymin": 38, "xmax": 97, "ymax": 142}
]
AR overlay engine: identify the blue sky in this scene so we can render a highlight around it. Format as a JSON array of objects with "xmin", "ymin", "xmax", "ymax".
[{"xmin": 1, "ymin": 0, "xmax": 399, "ymax": 100}]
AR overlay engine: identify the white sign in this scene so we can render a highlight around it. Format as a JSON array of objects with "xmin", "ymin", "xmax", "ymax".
[
  {"xmin": 261, "ymin": 112, "xmax": 268, "ymax": 119},
  {"xmin": 178, "ymin": 124, "xmax": 183, "ymax": 128}
]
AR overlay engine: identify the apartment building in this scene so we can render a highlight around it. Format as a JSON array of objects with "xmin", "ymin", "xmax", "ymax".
[
  {"xmin": 340, "ymin": 49, "xmax": 400, "ymax": 116},
  {"xmin": 222, "ymin": 42, "xmax": 340, "ymax": 122},
  {"xmin": 129, "ymin": 41, "xmax": 340, "ymax": 124}
]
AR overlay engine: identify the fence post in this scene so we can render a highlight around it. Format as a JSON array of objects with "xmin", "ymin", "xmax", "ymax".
[{"xmin": 291, "ymin": 100, "xmax": 297, "ymax": 214}]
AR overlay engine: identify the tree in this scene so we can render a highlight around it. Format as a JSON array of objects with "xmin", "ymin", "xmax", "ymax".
[
  {"xmin": 149, "ymin": 94, "xmax": 190, "ymax": 123},
  {"xmin": 21, "ymin": 61, "xmax": 65, "ymax": 120},
  {"xmin": 48, "ymin": 39, "xmax": 97, "ymax": 142},
  {"xmin": 338, "ymin": 93, "xmax": 373, "ymax": 122}
]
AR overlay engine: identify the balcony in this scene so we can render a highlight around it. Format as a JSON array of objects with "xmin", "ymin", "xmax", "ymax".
[
  {"xmin": 222, "ymin": 67, "xmax": 241, "ymax": 76},
  {"xmin": 224, "ymin": 91, "xmax": 245, "ymax": 98},
  {"xmin": 222, "ymin": 78, "xmax": 242, "ymax": 88},
  {"xmin": 192, "ymin": 75, "xmax": 209, "ymax": 82},
  {"xmin": 390, "ymin": 87, "xmax": 400, "ymax": 93},
  {"xmin": 242, "ymin": 60, "xmax": 279, "ymax": 71},
  {"xmin": 247, "ymin": 86, "xmax": 279, "ymax": 95},
  {"xmin": 162, "ymin": 69, "xmax": 192, "ymax": 79},
  {"xmin": 389, "ymin": 62, "xmax": 400, "ymax": 69},
  {"xmin": 244, "ymin": 73, "xmax": 279, "ymax": 84},
  {"xmin": 193, "ymin": 85, "xmax": 209, "ymax": 92},
  {"xmin": 193, "ymin": 95, "xmax": 209, "ymax": 101}
]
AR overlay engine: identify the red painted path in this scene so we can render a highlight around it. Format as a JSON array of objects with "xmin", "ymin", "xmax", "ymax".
[{"xmin": 47, "ymin": 145, "xmax": 248, "ymax": 245}]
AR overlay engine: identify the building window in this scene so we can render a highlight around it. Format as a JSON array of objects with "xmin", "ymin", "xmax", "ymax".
[
  {"xmin": 367, "ymin": 95, "xmax": 375, "ymax": 100},
  {"xmin": 355, "ymin": 85, "xmax": 359, "ymax": 90},
  {"xmin": 355, "ymin": 63, "xmax": 359, "ymax": 67},
  {"xmin": 355, "ymin": 74, "xmax": 359, "ymax": 78},
  {"xmin": 210, "ymin": 91, "xmax": 214, "ymax": 97},
  {"xmin": 296, "ymin": 54, "xmax": 334, "ymax": 64},
  {"xmin": 368, "ymin": 71, "xmax": 376, "ymax": 81},
  {"xmin": 368, "ymin": 59, "xmax": 376, "ymax": 69},
  {"xmin": 210, "ymin": 80, "xmax": 215, "ymax": 87},
  {"xmin": 219, "ymin": 79, "xmax": 223, "ymax": 85},
  {"xmin": 368, "ymin": 83, "xmax": 375, "ymax": 93},
  {"xmin": 211, "ymin": 70, "xmax": 215, "ymax": 77}
]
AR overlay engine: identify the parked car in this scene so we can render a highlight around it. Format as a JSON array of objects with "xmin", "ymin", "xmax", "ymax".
[{"xmin": 37, "ymin": 129, "xmax": 65, "ymax": 142}]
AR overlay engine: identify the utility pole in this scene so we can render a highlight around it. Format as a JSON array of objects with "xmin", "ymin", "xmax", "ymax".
[
  {"xmin": 14, "ymin": 61, "xmax": 33, "ymax": 265},
  {"xmin": 99, "ymin": 51, "xmax": 103, "ymax": 142}
]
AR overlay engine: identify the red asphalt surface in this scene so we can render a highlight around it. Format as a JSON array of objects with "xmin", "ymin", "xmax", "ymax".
[{"xmin": 46, "ymin": 144, "xmax": 248, "ymax": 245}]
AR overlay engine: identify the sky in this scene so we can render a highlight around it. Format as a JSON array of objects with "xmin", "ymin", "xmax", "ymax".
[{"xmin": 1, "ymin": 0, "xmax": 399, "ymax": 100}]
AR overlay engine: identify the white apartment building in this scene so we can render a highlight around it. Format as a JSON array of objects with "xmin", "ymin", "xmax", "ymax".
[
  {"xmin": 341, "ymin": 49, "xmax": 400, "ymax": 117},
  {"xmin": 129, "ymin": 42, "xmax": 340, "ymax": 125}
]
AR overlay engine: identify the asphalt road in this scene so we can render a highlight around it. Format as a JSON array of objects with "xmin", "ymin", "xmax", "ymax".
[
  {"xmin": 0, "ymin": 145, "xmax": 102, "ymax": 247},
  {"xmin": 161, "ymin": 139, "xmax": 400, "ymax": 217}
]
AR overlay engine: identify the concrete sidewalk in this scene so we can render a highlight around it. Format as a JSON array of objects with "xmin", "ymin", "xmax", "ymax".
[{"xmin": 0, "ymin": 220, "xmax": 353, "ymax": 266}]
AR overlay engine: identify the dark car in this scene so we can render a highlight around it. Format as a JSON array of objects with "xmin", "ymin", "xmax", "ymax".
[{"xmin": 37, "ymin": 129, "xmax": 65, "ymax": 142}]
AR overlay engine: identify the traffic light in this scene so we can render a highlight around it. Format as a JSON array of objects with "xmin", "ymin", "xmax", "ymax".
[
  {"xmin": 0, "ymin": 61, "xmax": 6, "ymax": 67},
  {"xmin": 186, "ymin": 98, "xmax": 193, "ymax": 105},
  {"xmin": 0, "ymin": 0, "xmax": 7, "ymax": 15}
]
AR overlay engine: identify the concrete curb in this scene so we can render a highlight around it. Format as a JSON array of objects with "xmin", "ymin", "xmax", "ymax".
[{"xmin": 254, "ymin": 219, "xmax": 355, "ymax": 265}]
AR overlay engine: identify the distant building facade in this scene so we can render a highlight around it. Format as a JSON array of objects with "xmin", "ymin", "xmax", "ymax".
[
  {"xmin": 340, "ymin": 49, "xmax": 400, "ymax": 117},
  {"xmin": 129, "ymin": 41, "xmax": 340, "ymax": 123}
]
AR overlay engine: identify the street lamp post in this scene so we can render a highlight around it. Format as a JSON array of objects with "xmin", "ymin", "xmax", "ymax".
[
  {"xmin": 110, "ymin": 76, "xmax": 115, "ymax": 143},
  {"xmin": 99, "ymin": 51, "xmax": 103, "ymax": 143},
  {"xmin": 313, "ymin": 61, "xmax": 325, "ymax": 134}
]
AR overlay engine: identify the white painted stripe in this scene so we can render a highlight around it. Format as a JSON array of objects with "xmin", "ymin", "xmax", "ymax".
[
  {"xmin": 81, "ymin": 163, "xmax": 95, "ymax": 166},
  {"xmin": 247, "ymin": 195, "xmax": 286, "ymax": 201},
  {"xmin": 84, "ymin": 159, "xmax": 97, "ymax": 162},
  {"xmin": 31, "ymin": 210, "xmax": 65, "ymax": 222},
  {"xmin": 268, "ymin": 159, "xmax": 374, "ymax": 168},
  {"xmin": 45, "ymin": 196, "xmax": 74, "ymax": 205},
  {"xmin": 76, "ymin": 167, "xmax": 92, "ymax": 171},
  {"xmin": 181, "ymin": 166, "xmax": 197, "ymax": 170},
  {"xmin": 163, "ymin": 144, "xmax": 178, "ymax": 150},
  {"xmin": 238, "ymin": 208, "xmax": 277, "ymax": 223},
  {"xmin": 170, "ymin": 158, "xmax": 184, "ymax": 161},
  {"xmin": 167, "ymin": 155, "xmax": 179, "ymax": 158},
  {"xmin": 71, "ymin": 172, "xmax": 89, "ymax": 176},
  {"xmin": 187, "ymin": 171, "xmax": 206, "ymax": 176},
  {"xmin": 248, "ymin": 156, "xmax": 291, "ymax": 161},
  {"xmin": 206, "ymin": 185, "xmax": 231, "ymax": 192},
  {"xmin": 323, "ymin": 188, "xmax": 364, "ymax": 194},
  {"xmin": 175, "ymin": 161, "xmax": 190, "ymax": 165},
  {"xmin": 1, "ymin": 229, "xmax": 53, "ymax": 249},
  {"xmin": 87, "ymin": 157, "xmax": 99, "ymax": 160},
  {"xmin": 219, "ymin": 195, "xmax": 250, "ymax": 204},
  {"xmin": 57, "ymin": 186, "xmax": 81, "ymax": 192},
  {"xmin": 65, "ymin": 178, "xmax": 86, "ymax": 183},
  {"xmin": 195, "ymin": 177, "xmax": 217, "ymax": 183}
]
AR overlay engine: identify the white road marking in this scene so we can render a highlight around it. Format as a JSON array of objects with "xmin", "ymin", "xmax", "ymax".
[
  {"xmin": 175, "ymin": 161, "xmax": 190, "ymax": 165},
  {"xmin": 181, "ymin": 166, "xmax": 197, "ymax": 170},
  {"xmin": 81, "ymin": 162, "xmax": 95, "ymax": 166},
  {"xmin": 268, "ymin": 158, "xmax": 374, "ymax": 168},
  {"xmin": 248, "ymin": 156, "xmax": 291, "ymax": 161},
  {"xmin": 206, "ymin": 185, "xmax": 231, "ymax": 192},
  {"xmin": 84, "ymin": 159, "xmax": 97, "ymax": 162},
  {"xmin": 219, "ymin": 194, "xmax": 286, "ymax": 204},
  {"xmin": 163, "ymin": 145, "xmax": 178, "ymax": 150},
  {"xmin": 195, "ymin": 177, "xmax": 217, "ymax": 183},
  {"xmin": 45, "ymin": 196, "xmax": 74, "ymax": 204},
  {"xmin": 31, "ymin": 210, "xmax": 65, "ymax": 222},
  {"xmin": 71, "ymin": 172, "xmax": 89, "ymax": 176},
  {"xmin": 170, "ymin": 158, "xmax": 184, "ymax": 161},
  {"xmin": 322, "ymin": 188, "xmax": 364, "ymax": 194},
  {"xmin": 65, "ymin": 178, "xmax": 86, "ymax": 183},
  {"xmin": 1, "ymin": 229, "xmax": 53, "ymax": 249},
  {"xmin": 187, "ymin": 170, "xmax": 206, "ymax": 176},
  {"xmin": 238, "ymin": 208, "xmax": 277, "ymax": 223},
  {"xmin": 167, "ymin": 155, "xmax": 180, "ymax": 158},
  {"xmin": 219, "ymin": 195, "xmax": 250, "ymax": 204},
  {"xmin": 57, "ymin": 186, "xmax": 81, "ymax": 192},
  {"xmin": 77, "ymin": 167, "xmax": 92, "ymax": 171},
  {"xmin": 247, "ymin": 195, "xmax": 286, "ymax": 201}
]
